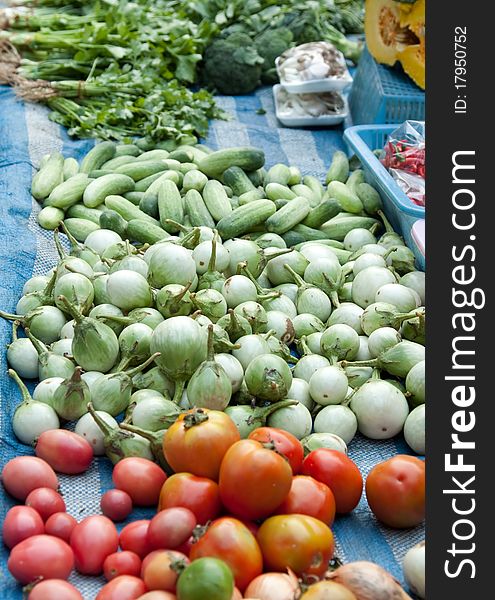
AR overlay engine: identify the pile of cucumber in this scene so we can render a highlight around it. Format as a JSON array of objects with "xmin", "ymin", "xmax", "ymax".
[{"xmin": 33, "ymin": 142, "xmax": 384, "ymax": 249}]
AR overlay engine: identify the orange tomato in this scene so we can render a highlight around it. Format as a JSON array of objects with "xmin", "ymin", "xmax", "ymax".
[{"xmin": 275, "ymin": 475, "xmax": 336, "ymax": 525}]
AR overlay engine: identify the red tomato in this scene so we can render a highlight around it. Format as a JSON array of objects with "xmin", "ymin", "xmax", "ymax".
[
  {"xmin": 302, "ymin": 449, "xmax": 363, "ymax": 514},
  {"xmin": 119, "ymin": 520, "xmax": 151, "ymax": 559},
  {"xmin": 45, "ymin": 512, "xmax": 77, "ymax": 543},
  {"xmin": 174, "ymin": 535, "xmax": 194, "ymax": 556},
  {"xmin": 257, "ymin": 514, "xmax": 334, "ymax": 577},
  {"xmin": 147, "ymin": 507, "xmax": 197, "ymax": 551},
  {"xmin": 70, "ymin": 515, "xmax": 119, "ymax": 575},
  {"xmin": 248, "ymin": 427, "xmax": 304, "ymax": 474},
  {"xmin": 1, "ymin": 456, "xmax": 58, "ymax": 500},
  {"xmin": 8, "ymin": 534, "xmax": 74, "ymax": 584},
  {"xmin": 219, "ymin": 439, "xmax": 293, "ymax": 520},
  {"xmin": 96, "ymin": 575, "xmax": 146, "ymax": 600},
  {"xmin": 275, "ymin": 475, "xmax": 336, "ymax": 525},
  {"xmin": 164, "ymin": 408, "xmax": 240, "ymax": 481},
  {"xmin": 365, "ymin": 455, "xmax": 426, "ymax": 528},
  {"xmin": 190, "ymin": 517, "xmax": 263, "ymax": 592},
  {"xmin": 101, "ymin": 489, "xmax": 133, "ymax": 521},
  {"xmin": 103, "ymin": 551, "xmax": 142, "ymax": 581},
  {"xmin": 141, "ymin": 549, "xmax": 189, "ymax": 592},
  {"xmin": 2, "ymin": 506, "xmax": 45, "ymax": 549},
  {"xmin": 26, "ymin": 487, "xmax": 66, "ymax": 521},
  {"xmin": 113, "ymin": 458, "xmax": 167, "ymax": 507},
  {"xmin": 35, "ymin": 430, "xmax": 93, "ymax": 474},
  {"xmin": 158, "ymin": 473, "xmax": 221, "ymax": 525},
  {"xmin": 27, "ymin": 579, "xmax": 83, "ymax": 600}
]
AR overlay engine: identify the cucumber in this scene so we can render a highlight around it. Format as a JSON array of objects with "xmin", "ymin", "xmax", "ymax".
[
  {"xmin": 63, "ymin": 218, "xmax": 100, "ymax": 241},
  {"xmin": 320, "ymin": 216, "xmax": 380, "ymax": 241},
  {"xmin": 202, "ymin": 180, "xmax": 232, "ymax": 221},
  {"xmin": 135, "ymin": 149, "xmax": 170, "ymax": 162},
  {"xmin": 287, "ymin": 166, "xmax": 301, "ymax": 186},
  {"xmin": 291, "ymin": 223, "xmax": 328, "ymax": 241},
  {"xmin": 291, "ymin": 184, "xmax": 318, "ymax": 205},
  {"xmin": 197, "ymin": 144, "xmax": 214, "ymax": 154},
  {"xmin": 273, "ymin": 199, "xmax": 290, "ymax": 210},
  {"xmin": 266, "ymin": 164, "xmax": 291, "ymax": 186},
  {"xmin": 38, "ymin": 154, "xmax": 51, "ymax": 170},
  {"xmin": 217, "ymin": 199, "xmax": 276, "ymax": 240},
  {"xmin": 45, "ymin": 173, "xmax": 91, "ymax": 209},
  {"xmin": 31, "ymin": 152, "xmax": 64, "ymax": 201},
  {"xmin": 223, "ymin": 166, "xmax": 256, "ymax": 196},
  {"xmin": 182, "ymin": 169, "xmax": 208, "ymax": 192},
  {"xmin": 178, "ymin": 145, "xmax": 209, "ymax": 163},
  {"xmin": 115, "ymin": 144, "xmax": 141, "ymax": 157},
  {"xmin": 281, "ymin": 230, "xmax": 306, "ymax": 247},
  {"xmin": 83, "ymin": 174, "xmax": 135, "ymax": 208},
  {"xmin": 265, "ymin": 183, "xmax": 297, "ymax": 202},
  {"xmin": 168, "ymin": 148, "xmax": 195, "ymax": 163},
  {"xmin": 37, "ymin": 206, "xmax": 64, "ymax": 231},
  {"xmin": 88, "ymin": 170, "xmax": 114, "ymax": 178},
  {"xmin": 114, "ymin": 161, "xmax": 168, "ymax": 181},
  {"xmin": 223, "ymin": 185, "xmax": 233, "ymax": 198},
  {"xmin": 356, "ymin": 182, "xmax": 383, "ymax": 215},
  {"xmin": 178, "ymin": 162, "xmax": 198, "ymax": 175},
  {"xmin": 67, "ymin": 204, "xmax": 103, "ymax": 225},
  {"xmin": 104, "ymin": 195, "xmax": 161, "ymax": 227},
  {"xmin": 198, "ymin": 147, "xmax": 265, "ymax": 179},
  {"xmin": 124, "ymin": 191, "xmax": 145, "ymax": 205},
  {"xmin": 248, "ymin": 168, "xmax": 266, "ymax": 188},
  {"xmin": 127, "ymin": 219, "xmax": 170, "ymax": 244},
  {"xmin": 238, "ymin": 189, "xmax": 264, "ymax": 205},
  {"xmin": 139, "ymin": 195, "xmax": 159, "ymax": 219},
  {"xmin": 135, "ymin": 172, "xmax": 171, "ymax": 192},
  {"xmin": 326, "ymin": 150, "xmax": 349, "ymax": 184},
  {"xmin": 158, "ymin": 180, "xmax": 184, "ymax": 233},
  {"xmin": 140, "ymin": 171, "xmax": 182, "ymax": 213},
  {"xmin": 302, "ymin": 197, "xmax": 341, "ymax": 228},
  {"xmin": 184, "ymin": 189, "xmax": 215, "ymax": 228},
  {"xmin": 155, "ymin": 140, "xmax": 178, "ymax": 152},
  {"xmin": 230, "ymin": 196, "xmax": 240, "ymax": 210},
  {"xmin": 178, "ymin": 134, "xmax": 198, "ymax": 146},
  {"xmin": 63, "ymin": 157, "xmax": 79, "ymax": 180},
  {"xmin": 302, "ymin": 175, "xmax": 324, "ymax": 200},
  {"xmin": 293, "ymin": 242, "xmax": 352, "ymax": 264},
  {"xmin": 102, "ymin": 155, "xmax": 137, "ymax": 171},
  {"xmin": 80, "ymin": 142, "xmax": 116, "ymax": 174},
  {"xmin": 346, "ymin": 169, "xmax": 365, "ymax": 194},
  {"xmin": 327, "ymin": 181, "xmax": 363, "ymax": 214},
  {"xmin": 99, "ymin": 210, "xmax": 129, "ymax": 238}
]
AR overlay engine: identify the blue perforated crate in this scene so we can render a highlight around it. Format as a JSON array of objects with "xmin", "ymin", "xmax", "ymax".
[
  {"xmin": 343, "ymin": 124, "xmax": 425, "ymax": 270},
  {"xmin": 349, "ymin": 47, "xmax": 424, "ymax": 125}
]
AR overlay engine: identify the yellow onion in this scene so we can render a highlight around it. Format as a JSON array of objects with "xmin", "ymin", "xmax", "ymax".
[
  {"xmin": 326, "ymin": 562, "xmax": 412, "ymax": 600},
  {"xmin": 244, "ymin": 570, "xmax": 299, "ymax": 600},
  {"xmin": 300, "ymin": 580, "xmax": 357, "ymax": 599}
]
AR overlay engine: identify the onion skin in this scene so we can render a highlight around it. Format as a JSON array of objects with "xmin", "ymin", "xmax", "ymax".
[
  {"xmin": 327, "ymin": 562, "xmax": 413, "ymax": 600},
  {"xmin": 300, "ymin": 580, "xmax": 358, "ymax": 599},
  {"xmin": 244, "ymin": 571, "xmax": 300, "ymax": 600}
]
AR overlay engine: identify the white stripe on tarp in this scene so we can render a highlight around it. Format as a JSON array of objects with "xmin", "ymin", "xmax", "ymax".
[{"xmin": 209, "ymin": 96, "xmax": 251, "ymax": 149}]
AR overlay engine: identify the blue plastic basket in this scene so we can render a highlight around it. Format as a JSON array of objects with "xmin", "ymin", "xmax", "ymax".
[
  {"xmin": 349, "ymin": 47, "xmax": 425, "ymax": 125},
  {"xmin": 343, "ymin": 124, "xmax": 425, "ymax": 271}
]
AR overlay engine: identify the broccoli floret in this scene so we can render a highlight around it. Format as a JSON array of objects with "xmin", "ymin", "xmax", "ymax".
[
  {"xmin": 254, "ymin": 28, "xmax": 293, "ymax": 84},
  {"xmin": 203, "ymin": 32, "xmax": 264, "ymax": 95}
]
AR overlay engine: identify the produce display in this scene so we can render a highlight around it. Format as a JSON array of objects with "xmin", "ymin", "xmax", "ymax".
[
  {"xmin": 365, "ymin": 0, "xmax": 425, "ymax": 89},
  {"xmin": 0, "ymin": 0, "xmax": 364, "ymax": 141},
  {"xmin": 1, "ymin": 138, "xmax": 425, "ymax": 598}
]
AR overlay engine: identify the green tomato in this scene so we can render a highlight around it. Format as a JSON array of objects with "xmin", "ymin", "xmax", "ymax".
[{"xmin": 177, "ymin": 557, "xmax": 234, "ymax": 600}]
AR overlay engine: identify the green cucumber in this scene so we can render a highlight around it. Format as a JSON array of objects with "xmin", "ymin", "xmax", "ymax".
[
  {"xmin": 182, "ymin": 169, "xmax": 208, "ymax": 192},
  {"xmin": 63, "ymin": 217, "xmax": 100, "ymax": 241},
  {"xmin": 320, "ymin": 216, "xmax": 380, "ymax": 241},
  {"xmin": 198, "ymin": 147, "xmax": 265, "ymax": 179},
  {"xmin": 127, "ymin": 219, "xmax": 170, "ymax": 244},
  {"xmin": 223, "ymin": 185, "xmax": 233, "ymax": 198},
  {"xmin": 104, "ymin": 195, "xmax": 161, "ymax": 227},
  {"xmin": 177, "ymin": 145, "xmax": 209, "ymax": 163},
  {"xmin": 124, "ymin": 191, "xmax": 145, "ymax": 205},
  {"xmin": 45, "ymin": 173, "xmax": 91, "ymax": 209},
  {"xmin": 88, "ymin": 170, "xmax": 114, "ymax": 178},
  {"xmin": 356, "ymin": 182, "xmax": 383, "ymax": 215},
  {"xmin": 273, "ymin": 199, "xmax": 290, "ymax": 210},
  {"xmin": 281, "ymin": 230, "xmax": 306, "ymax": 247},
  {"xmin": 346, "ymin": 169, "xmax": 365, "ymax": 194},
  {"xmin": 265, "ymin": 183, "xmax": 297, "ymax": 202},
  {"xmin": 99, "ymin": 210, "xmax": 129, "ymax": 238},
  {"xmin": 135, "ymin": 149, "xmax": 170, "ymax": 162},
  {"xmin": 38, "ymin": 154, "xmax": 51, "ymax": 170},
  {"xmin": 80, "ymin": 142, "xmax": 116, "ymax": 174},
  {"xmin": 31, "ymin": 152, "xmax": 64, "ymax": 201},
  {"xmin": 67, "ymin": 204, "xmax": 103, "ymax": 225},
  {"xmin": 135, "ymin": 172, "xmax": 172, "ymax": 192},
  {"xmin": 230, "ymin": 196, "xmax": 240, "ymax": 210},
  {"xmin": 168, "ymin": 148, "xmax": 195, "ymax": 163},
  {"xmin": 217, "ymin": 199, "xmax": 276, "ymax": 240},
  {"xmin": 37, "ymin": 206, "xmax": 64, "ymax": 230},
  {"xmin": 202, "ymin": 180, "xmax": 232, "ymax": 221},
  {"xmin": 293, "ymin": 242, "xmax": 352, "ymax": 264},
  {"xmin": 115, "ymin": 144, "xmax": 141, "ymax": 157},
  {"xmin": 266, "ymin": 164, "xmax": 291, "ymax": 186},
  {"xmin": 184, "ymin": 189, "xmax": 215, "ymax": 228},
  {"xmin": 114, "ymin": 161, "xmax": 168, "ymax": 181},
  {"xmin": 139, "ymin": 195, "xmax": 159, "ymax": 219},
  {"xmin": 238, "ymin": 189, "xmax": 264, "ymax": 205},
  {"xmin": 223, "ymin": 166, "xmax": 256, "ymax": 196},
  {"xmin": 302, "ymin": 198, "xmax": 341, "ymax": 228},
  {"xmin": 178, "ymin": 162, "xmax": 198, "ymax": 175},
  {"xmin": 326, "ymin": 150, "xmax": 349, "ymax": 184},
  {"xmin": 248, "ymin": 168, "xmax": 266, "ymax": 188},
  {"xmin": 291, "ymin": 184, "xmax": 318, "ymax": 205},
  {"xmin": 288, "ymin": 166, "xmax": 302, "ymax": 186},
  {"xmin": 83, "ymin": 174, "xmax": 135, "ymax": 208},
  {"xmin": 302, "ymin": 175, "xmax": 324, "ymax": 200},
  {"xmin": 63, "ymin": 157, "xmax": 79, "ymax": 180},
  {"xmin": 102, "ymin": 155, "xmax": 137, "ymax": 171},
  {"xmin": 291, "ymin": 223, "xmax": 328, "ymax": 241},
  {"xmin": 327, "ymin": 181, "xmax": 363, "ymax": 214},
  {"xmin": 158, "ymin": 180, "xmax": 184, "ymax": 233}
]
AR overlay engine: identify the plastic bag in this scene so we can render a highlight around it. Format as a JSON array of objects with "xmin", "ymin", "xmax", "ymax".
[{"xmin": 380, "ymin": 120, "xmax": 425, "ymax": 207}]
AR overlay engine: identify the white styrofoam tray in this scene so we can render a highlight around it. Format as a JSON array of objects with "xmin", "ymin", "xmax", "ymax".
[
  {"xmin": 275, "ymin": 57, "xmax": 353, "ymax": 94},
  {"xmin": 273, "ymin": 84, "xmax": 348, "ymax": 127}
]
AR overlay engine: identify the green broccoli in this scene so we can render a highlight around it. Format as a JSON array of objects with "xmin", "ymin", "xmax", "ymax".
[
  {"xmin": 254, "ymin": 28, "xmax": 293, "ymax": 84},
  {"xmin": 203, "ymin": 32, "xmax": 264, "ymax": 95}
]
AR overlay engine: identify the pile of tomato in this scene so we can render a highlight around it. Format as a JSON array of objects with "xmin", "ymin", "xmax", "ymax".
[{"xmin": 2, "ymin": 408, "xmax": 425, "ymax": 599}]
